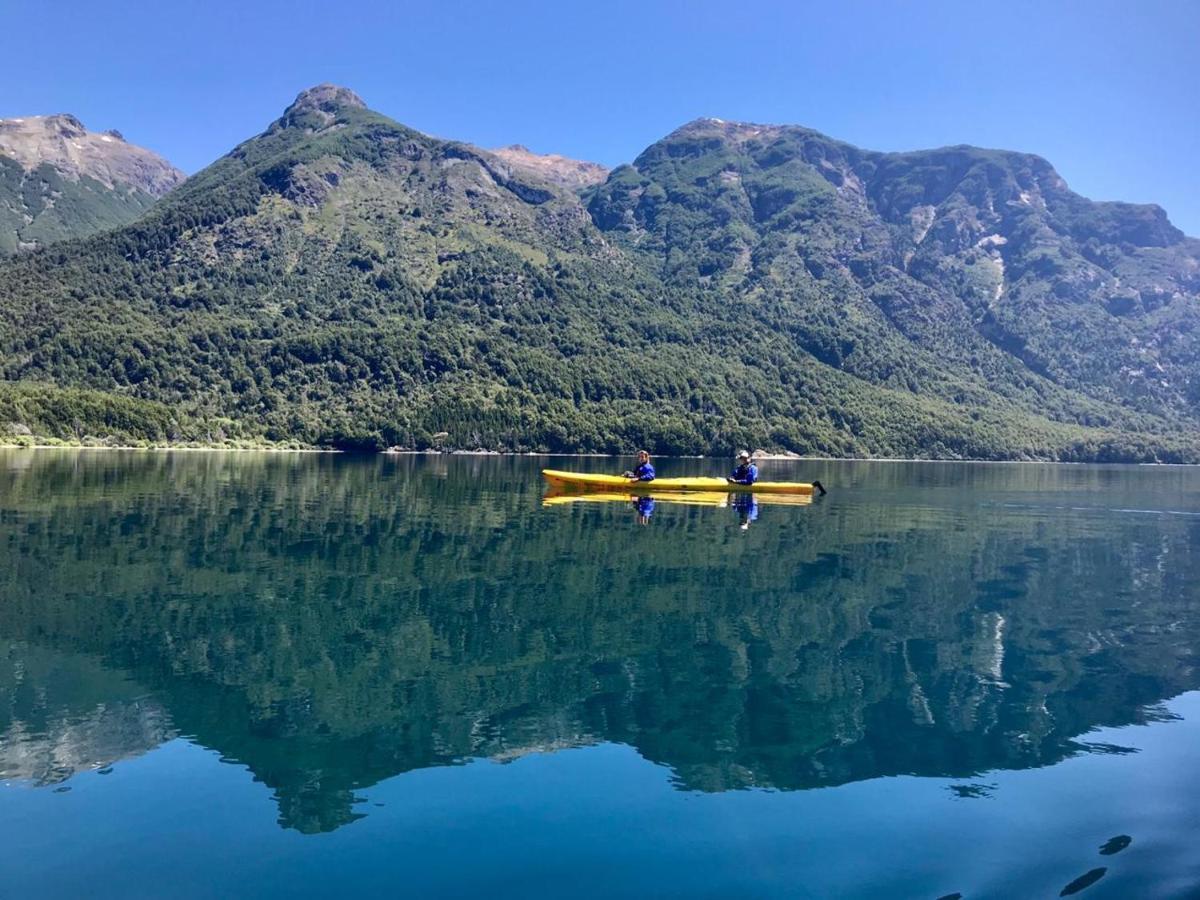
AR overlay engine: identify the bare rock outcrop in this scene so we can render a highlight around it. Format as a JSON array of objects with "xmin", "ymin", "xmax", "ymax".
[{"xmin": 489, "ymin": 144, "xmax": 609, "ymax": 192}]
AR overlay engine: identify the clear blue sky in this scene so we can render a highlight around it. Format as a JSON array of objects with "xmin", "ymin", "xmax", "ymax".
[{"xmin": 4, "ymin": 0, "xmax": 1198, "ymax": 235}]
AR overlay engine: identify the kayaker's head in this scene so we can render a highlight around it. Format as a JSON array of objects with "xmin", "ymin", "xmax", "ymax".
[
  {"xmin": 637, "ymin": 449, "xmax": 650, "ymax": 464},
  {"xmin": 737, "ymin": 451, "xmax": 751, "ymax": 463}
]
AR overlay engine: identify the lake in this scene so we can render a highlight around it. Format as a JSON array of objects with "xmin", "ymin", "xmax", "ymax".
[{"xmin": 1, "ymin": 450, "xmax": 1198, "ymax": 898}]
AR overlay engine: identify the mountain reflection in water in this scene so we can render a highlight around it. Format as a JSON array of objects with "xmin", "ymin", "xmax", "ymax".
[{"xmin": 0, "ymin": 451, "xmax": 1196, "ymax": 835}]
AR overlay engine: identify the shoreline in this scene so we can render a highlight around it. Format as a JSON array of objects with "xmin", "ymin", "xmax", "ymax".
[
  {"xmin": 1, "ymin": 443, "xmax": 1195, "ymax": 466},
  {"xmin": 0, "ymin": 443, "xmax": 337, "ymax": 453}
]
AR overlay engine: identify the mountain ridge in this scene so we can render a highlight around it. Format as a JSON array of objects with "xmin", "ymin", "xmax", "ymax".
[
  {"xmin": 589, "ymin": 115, "xmax": 1200, "ymax": 415},
  {"xmin": 0, "ymin": 85, "xmax": 1196, "ymax": 460}
]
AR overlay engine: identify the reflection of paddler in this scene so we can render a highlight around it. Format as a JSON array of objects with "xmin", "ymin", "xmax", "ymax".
[
  {"xmin": 632, "ymin": 495, "xmax": 655, "ymax": 525},
  {"xmin": 732, "ymin": 493, "xmax": 759, "ymax": 531}
]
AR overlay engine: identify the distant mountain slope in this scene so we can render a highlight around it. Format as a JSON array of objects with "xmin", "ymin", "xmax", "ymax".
[
  {"xmin": 0, "ymin": 113, "xmax": 184, "ymax": 253},
  {"xmin": 0, "ymin": 88, "xmax": 1196, "ymax": 459},
  {"xmin": 489, "ymin": 144, "xmax": 608, "ymax": 192},
  {"xmin": 588, "ymin": 118, "xmax": 1200, "ymax": 419}
]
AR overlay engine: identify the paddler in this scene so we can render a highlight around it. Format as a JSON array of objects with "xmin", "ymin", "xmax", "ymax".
[
  {"xmin": 623, "ymin": 449, "xmax": 656, "ymax": 482},
  {"xmin": 727, "ymin": 451, "xmax": 758, "ymax": 485}
]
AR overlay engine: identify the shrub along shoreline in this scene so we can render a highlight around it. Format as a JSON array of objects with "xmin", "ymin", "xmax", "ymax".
[{"xmin": 3, "ymin": 381, "xmax": 1196, "ymax": 463}]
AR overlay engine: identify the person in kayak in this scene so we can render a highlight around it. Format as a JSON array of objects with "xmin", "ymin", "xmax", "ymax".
[
  {"xmin": 623, "ymin": 450, "xmax": 656, "ymax": 482},
  {"xmin": 727, "ymin": 451, "xmax": 758, "ymax": 485}
]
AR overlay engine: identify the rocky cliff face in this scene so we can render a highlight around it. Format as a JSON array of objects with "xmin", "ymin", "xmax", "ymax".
[{"xmin": 0, "ymin": 113, "xmax": 184, "ymax": 253}]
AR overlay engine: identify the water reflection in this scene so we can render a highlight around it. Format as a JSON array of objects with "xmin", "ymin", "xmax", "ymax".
[
  {"xmin": 732, "ymin": 493, "xmax": 758, "ymax": 529},
  {"xmin": 542, "ymin": 488, "xmax": 813, "ymax": 529},
  {"xmin": 0, "ymin": 642, "xmax": 173, "ymax": 784},
  {"xmin": 633, "ymin": 495, "xmax": 655, "ymax": 525},
  {"xmin": 0, "ymin": 450, "xmax": 1197, "ymax": 834}
]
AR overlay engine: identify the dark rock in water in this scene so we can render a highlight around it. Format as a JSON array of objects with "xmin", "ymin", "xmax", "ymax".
[
  {"xmin": 1099, "ymin": 834, "xmax": 1132, "ymax": 856},
  {"xmin": 948, "ymin": 782, "xmax": 996, "ymax": 799},
  {"xmin": 1060, "ymin": 867, "xmax": 1107, "ymax": 896}
]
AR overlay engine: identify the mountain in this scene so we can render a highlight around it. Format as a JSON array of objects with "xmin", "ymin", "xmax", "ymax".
[
  {"xmin": 488, "ymin": 144, "xmax": 608, "ymax": 192},
  {"xmin": 0, "ymin": 113, "xmax": 184, "ymax": 253},
  {"xmin": 589, "ymin": 118, "xmax": 1200, "ymax": 420},
  {"xmin": 0, "ymin": 86, "xmax": 1196, "ymax": 459}
]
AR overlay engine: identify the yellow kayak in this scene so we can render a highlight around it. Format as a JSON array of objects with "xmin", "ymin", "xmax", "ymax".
[{"xmin": 541, "ymin": 469, "xmax": 824, "ymax": 496}]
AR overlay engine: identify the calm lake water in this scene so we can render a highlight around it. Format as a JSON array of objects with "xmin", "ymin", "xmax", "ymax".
[{"xmin": 1, "ymin": 451, "xmax": 1198, "ymax": 898}]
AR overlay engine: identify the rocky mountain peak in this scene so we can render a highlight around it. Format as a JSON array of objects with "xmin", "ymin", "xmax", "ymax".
[
  {"xmin": 273, "ymin": 84, "xmax": 368, "ymax": 133},
  {"xmin": 672, "ymin": 117, "xmax": 786, "ymax": 141},
  {"xmin": 0, "ymin": 114, "xmax": 183, "ymax": 196},
  {"xmin": 46, "ymin": 113, "xmax": 87, "ymax": 137},
  {"xmin": 288, "ymin": 84, "xmax": 367, "ymax": 115}
]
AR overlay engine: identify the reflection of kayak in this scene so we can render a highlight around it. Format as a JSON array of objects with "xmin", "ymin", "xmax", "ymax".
[
  {"xmin": 542, "ymin": 469, "xmax": 824, "ymax": 495},
  {"xmin": 542, "ymin": 490, "xmax": 812, "ymax": 509},
  {"xmin": 727, "ymin": 492, "xmax": 812, "ymax": 507},
  {"xmin": 543, "ymin": 490, "xmax": 730, "ymax": 508}
]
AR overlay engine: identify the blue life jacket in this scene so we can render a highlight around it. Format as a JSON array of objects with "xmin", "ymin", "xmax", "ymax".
[
  {"xmin": 730, "ymin": 462, "xmax": 758, "ymax": 485},
  {"xmin": 633, "ymin": 462, "xmax": 656, "ymax": 481}
]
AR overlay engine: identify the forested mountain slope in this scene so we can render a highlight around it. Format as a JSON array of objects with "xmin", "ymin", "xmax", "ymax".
[{"xmin": 0, "ymin": 87, "xmax": 1196, "ymax": 458}]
